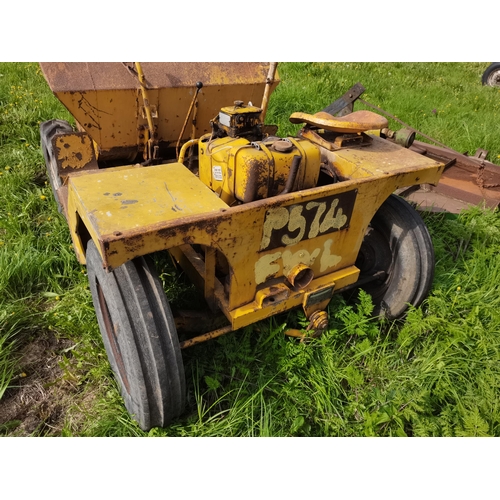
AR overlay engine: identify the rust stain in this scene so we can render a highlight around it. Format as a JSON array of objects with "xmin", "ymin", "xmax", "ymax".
[
  {"xmin": 123, "ymin": 234, "xmax": 145, "ymax": 253},
  {"xmin": 156, "ymin": 228, "xmax": 178, "ymax": 240},
  {"xmin": 41, "ymin": 63, "xmax": 272, "ymax": 92}
]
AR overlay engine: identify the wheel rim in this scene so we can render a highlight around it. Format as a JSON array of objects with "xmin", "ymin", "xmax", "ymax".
[
  {"xmin": 487, "ymin": 70, "xmax": 500, "ymax": 87},
  {"xmin": 351, "ymin": 195, "xmax": 434, "ymax": 319},
  {"xmin": 356, "ymin": 225, "xmax": 393, "ymax": 300},
  {"xmin": 96, "ymin": 278, "xmax": 131, "ymax": 394}
]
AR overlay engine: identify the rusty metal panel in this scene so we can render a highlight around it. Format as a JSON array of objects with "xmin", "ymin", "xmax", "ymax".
[
  {"xmin": 40, "ymin": 63, "xmax": 279, "ymax": 155},
  {"xmin": 229, "ymin": 266, "xmax": 360, "ymax": 330},
  {"xmin": 40, "ymin": 63, "xmax": 136, "ymax": 91},
  {"xmin": 407, "ymin": 140, "xmax": 500, "ymax": 212},
  {"xmin": 41, "ymin": 63, "xmax": 274, "ymax": 92}
]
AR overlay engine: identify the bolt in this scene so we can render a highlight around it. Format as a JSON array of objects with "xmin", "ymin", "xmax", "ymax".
[{"xmin": 308, "ymin": 310, "xmax": 328, "ymax": 332}]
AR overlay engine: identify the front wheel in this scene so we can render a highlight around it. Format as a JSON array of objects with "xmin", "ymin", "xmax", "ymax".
[
  {"xmin": 86, "ymin": 241, "xmax": 186, "ymax": 430},
  {"xmin": 355, "ymin": 195, "xmax": 435, "ymax": 319},
  {"xmin": 40, "ymin": 120, "xmax": 73, "ymax": 213},
  {"xmin": 482, "ymin": 63, "xmax": 500, "ymax": 87}
]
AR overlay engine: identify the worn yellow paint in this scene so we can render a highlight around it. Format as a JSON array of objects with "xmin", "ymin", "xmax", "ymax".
[
  {"xmin": 67, "ymin": 162, "xmax": 228, "ymax": 263},
  {"xmin": 254, "ymin": 237, "xmax": 342, "ymax": 285},
  {"xmin": 70, "ymin": 163, "xmax": 227, "ymax": 233},
  {"xmin": 55, "ymin": 133, "xmax": 97, "ymax": 170},
  {"xmin": 323, "ymin": 134, "xmax": 439, "ymax": 180},
  {"xmin": 43, "ymin": 62, "xmax": 449, "ymax": 341},
  {"xmin": 229, "ymin": 265, "xmax": 360, "ymax": 330},
  {"xmin": 282, "ymin": 249, "xmax": 320, "ymax": 279}
]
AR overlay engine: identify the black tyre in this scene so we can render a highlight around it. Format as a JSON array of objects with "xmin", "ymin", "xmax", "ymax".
[
  {"xmin": 482, "ymin": 63, "xmax": 500, "ymax": 87},
  {"xmin": 355, "ymin": 194, "xmax": 435, "ymax": 319},
  {"xmin": 40, "ymin": 119, "xmax": 74, "ymax": 213},
  {"xmin": 86, "ymin": 241, "xmax": 186, "ymax": 430}
]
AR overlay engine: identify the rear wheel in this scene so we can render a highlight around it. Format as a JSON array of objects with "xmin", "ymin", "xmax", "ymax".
[
  {"xmin": 40, "ymin": 120, "xmax": 73, "ymax": 213},
  {"xmin": 355, "ymin": 194, "xmax": 435, "ymax": 319},
  {"xmin": 86, "ymin": 241, "xmax": 186, "ymax": 430}
]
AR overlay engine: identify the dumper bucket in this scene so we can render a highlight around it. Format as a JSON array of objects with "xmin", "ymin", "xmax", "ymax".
[{"xmin": 40, "ymin": 62, "xmax": 279, "ymax": 160}]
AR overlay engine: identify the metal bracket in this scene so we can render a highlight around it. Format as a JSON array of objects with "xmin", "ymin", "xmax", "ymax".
[
  {"xmin": 140, "ymin": 105, "xmax": 158, "ymax": 119},
  {"xmin": 322, "ymin": 82, "xmax": 366, "ymax": 117},
  {"xmin": 473, "ymin": 148, "xmax": 489, "ymax": 161},
  {"xmin": 298, "ymin": 128, "xmax": 340, "ymax": 151}
]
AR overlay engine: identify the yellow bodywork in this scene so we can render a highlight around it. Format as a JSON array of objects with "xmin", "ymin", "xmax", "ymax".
[{"xmin": 67, "ymin": 134, "xmax": 444, "ymax": 331}]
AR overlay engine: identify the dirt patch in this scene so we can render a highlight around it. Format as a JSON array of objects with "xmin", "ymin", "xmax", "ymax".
[{"xmin": 0, "ymin": 330, "xmax": 92, "ymax": 436}]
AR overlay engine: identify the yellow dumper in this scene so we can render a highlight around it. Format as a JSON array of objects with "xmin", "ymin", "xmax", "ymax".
[{"xmin": 40, "ymin": 63, "xmax": 445, "ymax": 430}]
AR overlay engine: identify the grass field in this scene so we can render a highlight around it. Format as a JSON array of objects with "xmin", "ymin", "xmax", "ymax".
[{"xmin": 1, "ymin": 62, "xmax": 500, "ymax": 437}]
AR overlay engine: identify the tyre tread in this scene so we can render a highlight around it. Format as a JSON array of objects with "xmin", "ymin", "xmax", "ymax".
[
  {"xmin": 86, "ymin": 241, "xmax": 185, "ymax": 430},
  {"xmin": 358, "ymin": 194, "xmax": 435, "ymax": 319}
]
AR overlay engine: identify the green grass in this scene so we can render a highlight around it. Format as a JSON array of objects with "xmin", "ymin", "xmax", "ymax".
[
  {"xmin": 1, "ymin": 62, "xmax": 500, "ymax": 436},
  {"xmin": 268, "ymin": 62, "xmax": 500, "ymax": 157}
]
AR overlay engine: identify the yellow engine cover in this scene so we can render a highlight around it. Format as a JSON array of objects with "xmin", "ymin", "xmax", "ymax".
[{"xmin": 199, "ymin": 135, "xmax": 321, "ymax": 205}]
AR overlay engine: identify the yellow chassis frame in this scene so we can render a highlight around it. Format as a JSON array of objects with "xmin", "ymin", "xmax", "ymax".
[{"xmin": 65, "ymin": 134, "xmax": 444, "ymax": 333}]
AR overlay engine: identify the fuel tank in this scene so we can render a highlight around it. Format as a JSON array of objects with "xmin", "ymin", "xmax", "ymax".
[{"xmin": 198, "ymin": 135, "xmax": 321, "ymax": 205}]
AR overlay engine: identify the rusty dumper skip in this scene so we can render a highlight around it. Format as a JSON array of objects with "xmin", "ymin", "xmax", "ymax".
[{"xmin": 39, "ymin": 63, "xmax": 445, "ymax": 430}]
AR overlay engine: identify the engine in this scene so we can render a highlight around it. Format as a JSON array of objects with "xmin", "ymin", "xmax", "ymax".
[{"xmin": 198, "ymin": 101, "xmax": 321, "ymax": 205}]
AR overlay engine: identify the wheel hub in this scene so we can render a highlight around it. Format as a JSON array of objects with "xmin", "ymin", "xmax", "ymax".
[
  {"xmin": 487, "ymin": 70, "xmax": 500, "ymax": 87},
  {"xmin": 356, "ymin": 227, "xmax": 393, "ymax": 278}
]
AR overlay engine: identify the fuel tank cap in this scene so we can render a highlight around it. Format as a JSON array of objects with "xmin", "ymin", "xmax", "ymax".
[{"xmin": 273, "ymin": 140, "xmax": 294, "ymax": 153}]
